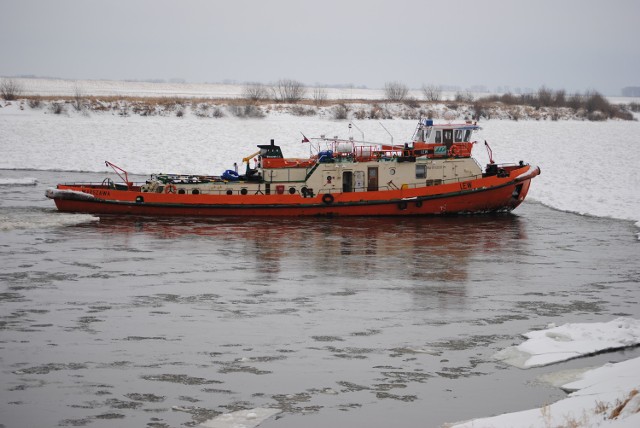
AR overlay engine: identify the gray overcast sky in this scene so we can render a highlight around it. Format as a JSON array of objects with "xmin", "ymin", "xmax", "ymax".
[{"xmin": 1, "ymin": 0, "xmax": 638, "ymax": 95}]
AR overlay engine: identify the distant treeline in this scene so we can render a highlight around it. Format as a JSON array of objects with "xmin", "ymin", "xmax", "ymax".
[
  {"xmin": 2, "ymin": 77, "xmax": 638, "ymax": 121},
  {"xmin": 476, "ymin": 88, "xmax": 635, "ymax": 121}
]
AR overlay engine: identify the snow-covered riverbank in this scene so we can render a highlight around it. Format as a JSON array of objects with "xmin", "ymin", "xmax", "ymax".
[{"xmin": 448, "ymin": 319, "xmax": 640, "ymax": 428}]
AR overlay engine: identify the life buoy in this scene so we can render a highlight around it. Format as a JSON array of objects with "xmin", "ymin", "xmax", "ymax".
[
  {"xmin": 165, "ymin": 184, "xmax": 177, "ymax": 193},
  {"xmin": 322, "ymin": 194, "xmax": 334, "ymax": 204},
  {"xmin": 450, "ymin": 146, "xmax": 460, "ymax": 157}
]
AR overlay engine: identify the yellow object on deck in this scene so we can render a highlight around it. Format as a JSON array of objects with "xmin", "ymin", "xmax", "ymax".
[{"xmin": 242, "ymin": 150, "xmax": 260, "ymax": 163}]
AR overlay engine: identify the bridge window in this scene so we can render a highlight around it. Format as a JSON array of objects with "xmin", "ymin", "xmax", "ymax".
[
  {"xmin": 415, "ymin": 165, "xmax": 426, "ymax": 179},
  {"xmin": 443, "ymin": 130, "xmax": 453, "ymax": 144}
]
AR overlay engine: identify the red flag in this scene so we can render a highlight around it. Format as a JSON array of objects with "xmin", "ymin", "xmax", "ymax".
[{"xmin": 301, "ymin": 133, "xmax": 309, "ymax": 143}]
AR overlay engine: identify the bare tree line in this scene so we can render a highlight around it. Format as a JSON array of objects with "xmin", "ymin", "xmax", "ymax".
[{"xmin": 2, "ymin": 76, "xmax": 634, "ymax": 121}]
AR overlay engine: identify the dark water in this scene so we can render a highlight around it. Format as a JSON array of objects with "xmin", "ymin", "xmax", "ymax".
[{"xmin": 1, "ymin": 170, "xmax": 639, "ymax": 428}]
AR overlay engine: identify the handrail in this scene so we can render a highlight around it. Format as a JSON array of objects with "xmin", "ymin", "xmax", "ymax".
[{"xmin": 60, "ymin": 181, "xmax": 146, "ymax": 187}]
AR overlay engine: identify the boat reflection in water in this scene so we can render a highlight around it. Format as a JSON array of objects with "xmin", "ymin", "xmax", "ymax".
[{"xmin": 90, "ymin": 213, "xmax": 527, "ymax": 309}]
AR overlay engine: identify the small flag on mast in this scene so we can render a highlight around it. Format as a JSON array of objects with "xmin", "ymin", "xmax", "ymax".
[{"xmin": 301, "ymin": 133, "xmax": 309, "ymax": 143}]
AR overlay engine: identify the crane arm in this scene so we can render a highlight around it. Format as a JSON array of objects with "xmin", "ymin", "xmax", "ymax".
[{"xmin": 242, "ymin": 150, "xmax": 261, "ymax": 163}]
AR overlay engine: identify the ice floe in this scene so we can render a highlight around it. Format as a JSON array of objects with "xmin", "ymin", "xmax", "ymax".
[
  {"xmin": 0, "ymin": 177, "xmax": 38, "ymax": 186},
  {"xmin": 199, "ymin": 408, "xmax": 280, "ymax": 428},
  {"xmin": 494, "ymin": 318, "xmax": 640, "ymax": 369}
]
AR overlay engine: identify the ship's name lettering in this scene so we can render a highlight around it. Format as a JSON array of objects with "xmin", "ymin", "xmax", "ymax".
[{"xmin": 83, "ymin": 189, "xmax": 111, "ymax": 197}]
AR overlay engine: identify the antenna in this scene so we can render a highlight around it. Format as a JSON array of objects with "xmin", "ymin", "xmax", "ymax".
[
  {"xmin": 349, "ymin": 121, "xmax": 364, "ymax": 141},
  {"xmin": 378, "ymin": 122, "xmax": 393, "ymax": 145}
]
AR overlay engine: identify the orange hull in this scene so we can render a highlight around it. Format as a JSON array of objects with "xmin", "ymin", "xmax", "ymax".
[{"xmin": 49, "ymin": 166, "xmax": 540, "ymax": 217}]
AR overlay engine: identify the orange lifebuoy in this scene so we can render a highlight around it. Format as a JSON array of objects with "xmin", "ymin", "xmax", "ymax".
[{"xmin": 165, "ymin": 184, "xmax": 177, "ymax": 193}]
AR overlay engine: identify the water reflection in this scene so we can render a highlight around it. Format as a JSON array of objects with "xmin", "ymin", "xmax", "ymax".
[{"xmin": 92, "ymin": 214, "xmax": 527, "ymax": 286}]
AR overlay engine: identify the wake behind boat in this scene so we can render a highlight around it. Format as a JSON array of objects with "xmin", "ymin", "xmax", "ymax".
[{"xmin": 46, "ymin": 119, "xmax": 540, "ymax": 217}]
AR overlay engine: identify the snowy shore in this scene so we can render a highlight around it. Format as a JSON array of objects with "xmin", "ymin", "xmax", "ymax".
[{"xmin": 448, "ymin": 320, "xmax": 640, "ymax": 428}]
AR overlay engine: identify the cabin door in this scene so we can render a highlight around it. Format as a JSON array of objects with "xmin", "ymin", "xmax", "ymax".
[
  {"xmin": 443, "ymin": 129, "xmax": 454, "ymax": 150},
  {"xmin": 342, "ymin": 171, "xmax": 353, "ymax": 193},
  {"xmin": 354, "ymin": 171, "xmax": 365, "ymax": 192},
  {"xmin": 367, "ymin": 167, "xmax": 378, "ymax": 191}
]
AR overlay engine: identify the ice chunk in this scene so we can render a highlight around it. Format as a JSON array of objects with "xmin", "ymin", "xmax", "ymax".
[
  {"xmin": 200, "ymin": 407, "xmax": 280, "ymax": 428},
  {"xmin": 0, "ymin": 177, "xmax": 38, "ymax": 186},
  {"xmin": 494, "ymin": 317, "xmax": 640, "ymax": 368}
]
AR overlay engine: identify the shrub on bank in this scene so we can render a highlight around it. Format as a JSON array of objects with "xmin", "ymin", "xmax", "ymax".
[
  {"xmin": 478, "ymin": 87, "xmax": 633, "ymax": 121},
  {"xmin": 0, "ymin": 78, "xmax": 24, "ymax": 100}
]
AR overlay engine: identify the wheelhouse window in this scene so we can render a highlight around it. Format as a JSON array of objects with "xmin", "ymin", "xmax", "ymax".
[
  {"xmin": 435, "ymin": 130, "xmax": 442, "ymax": 143},
  {"xmin": 455, "ymin": 129, "xmax": 464, "ymax": 142},
  {"xmin": 415, "ymin": 164, "xmax": 426, "ymax": 179},
  {"xmin": 443, "ymin": 130, "xmax": 453, "ymax": 144}
]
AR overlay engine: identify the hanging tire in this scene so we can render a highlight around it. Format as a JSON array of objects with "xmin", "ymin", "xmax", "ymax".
[
  {"xmin": 322, "ymin": 194, "xmax": 334, "ymax": 204},
  {"xmin": 415, "ymin": 200, "xmax": 423, "ymax": 208},
  {"xmin": 398, "ymin": 201, "xmax": 408, "ymax": 210}
]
